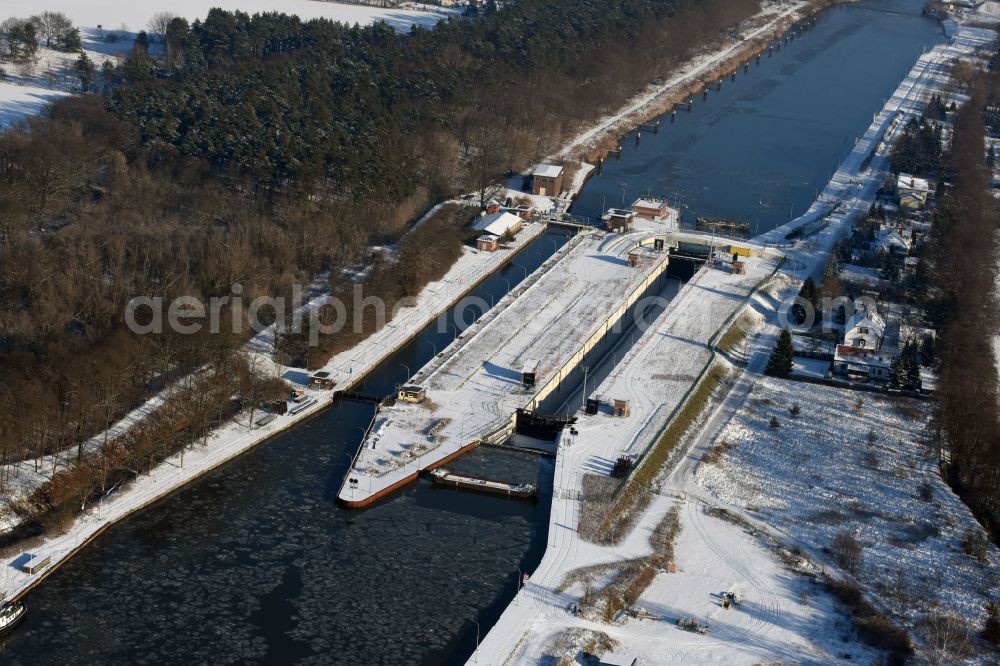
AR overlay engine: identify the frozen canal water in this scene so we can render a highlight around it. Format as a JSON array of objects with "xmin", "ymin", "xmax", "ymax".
[{"xmin": 0, "ymin": 1, "xmax": 944, "ymax": 663}]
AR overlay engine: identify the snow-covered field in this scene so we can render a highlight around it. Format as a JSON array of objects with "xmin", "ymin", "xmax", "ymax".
[
  {"xmin": 0, "ymin": 81, "xmax": 69, "ymax": 130},
  {"xmin": 697, "ymin": 376, "xmax": 1000, "ymax": 663},
  {"xmin": 1, "ymin": 1, "xmax": 452, "ymax": 38}
]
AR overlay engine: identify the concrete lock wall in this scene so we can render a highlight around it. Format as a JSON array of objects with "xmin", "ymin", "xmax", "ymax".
[{"xmin": 527, "ymin": 246, "xmax": 671, "ymax": 412}]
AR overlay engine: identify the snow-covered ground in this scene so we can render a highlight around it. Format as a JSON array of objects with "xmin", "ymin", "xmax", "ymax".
[
  {"xmin": 698, "ymin": 376, "xmax": 1000, "ymax": 663},
  {"xmin": 0, "ymin": 80, "xmax": 70, "ymax": 130},
  {"xmin": 1, "ymin": 1, "xmax": 452, "ymax": 38}
]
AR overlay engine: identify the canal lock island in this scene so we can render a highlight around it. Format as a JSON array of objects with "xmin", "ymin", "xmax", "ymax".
[{"xmin": 0, "ymin": 0, "xmax": 999, "ymax": 664}]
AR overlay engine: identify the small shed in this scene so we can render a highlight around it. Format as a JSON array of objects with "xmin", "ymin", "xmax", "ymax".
[
  {"xmin": 631, "ymin": 196, "xmax": 669, "ymax": 221},
  {"xmin": 585, "ymin": 398, "xmax": 600, "ymax": 415},
  {"xmin": 270, "ymin": 400, "xmax": 288, "ymax": 415},
  {"xmin": 476, "ymin": 235, "xmax": 499, "ymax": 252},
  {"xmin": 397, "ymin": 385, "xmax": 427, "ymax": 404},
  {"xmin": 521, "ymin": 359, "xmax": 539, "ymax": 387},
  {"xmin": 731, "ymin": 260, "xmax": 745, "ymax": 275},
  {"xmin": 21, "ymin": 553, "xmax": 51, "ymax": 575},
  {"xmin": 627, "ymin": 252, "xmax": 642, "ymax": 268},
  {"xmin": 309, "ymin": 370, "xmax": 336, "ymax": 390},
  {"xmin": 598, "ymin": 652, "xmax": 638, "ymax": 666},
  {"xmin": 532, "ymin": 163, "xmax": 564, "ymax": 196},
  {"xmin": 605, "ymin": 208, "xmax": 634, "ymax": 232},
  {"xmin": 612, "ymin": 398, "xmax": 630, "ymax": 417}
]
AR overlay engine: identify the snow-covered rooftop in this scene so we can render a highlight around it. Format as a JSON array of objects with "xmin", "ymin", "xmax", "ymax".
[
  {"xmin": 471, "ymin": 211, "xmax": 522, "ymax": 236},
  {"xmin": 896, "ymin": 172, "xmax": 933, "ymax": 193},
  {"xmin": 532, "ymin": 163, "xmax": 564, "ymax": 178}
]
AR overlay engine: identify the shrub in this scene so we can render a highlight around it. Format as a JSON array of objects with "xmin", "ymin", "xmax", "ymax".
[
  {"xmin": 831, "ymin": 530, "xmax": 863, "ymax": 575},
  {"xmin": 789, "ymin": 403, "xmax": 800, "ymax": 417},
  {"xmin": 961, "ymin": 529, "xmax": 988, "ymax": 562},
  {"xmin": 769, "ymin": 416, "xmax": 780, "ymax": 429},
  {"xmin": 702, "ymin": 439, "xmax": 733, "ymax": 465},
  {"xmin": 983, "ymin": 602, "xmax": 1000, "ymax": 647}
]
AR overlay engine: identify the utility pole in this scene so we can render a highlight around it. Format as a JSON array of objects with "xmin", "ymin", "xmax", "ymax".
[{"xmin": 581, "ymin": 365, "xmax": 590, "ymax": 411}]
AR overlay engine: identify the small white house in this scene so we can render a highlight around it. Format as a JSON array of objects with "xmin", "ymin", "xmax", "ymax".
[
  {"xmin": 874, "ymin": 228, "xmax": 911, "ymax": 257},
  {"xmin": 897, "ymin": 173, "xmax": 934, "ymax": 209},
  {"xmin": 472, "ymin": 211, "xmax": 523, "ymax": 238},
  {"xmin": 844, "ymin": 304, "xmax": 885, "ymax": 350},
  {"xmin": 833, "ymin": 344, "xmax": 894, "ymax": 381}
]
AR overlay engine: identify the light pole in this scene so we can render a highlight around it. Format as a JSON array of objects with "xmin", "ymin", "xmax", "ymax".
[
  {"xmin": 549, "ymin": 238, "xmax": 559, "ymax": 254},
  {"xmin": 400, "ymin": 362, "xmax": 411, "ymax": 384},
  {"xmin": 424, "ymin": 339, "xmax": 438, "ymax": 357},
  {"xmin": 515, "ymin": 566, "xmax": 523, "ymax": 605},
  {"xmin": 619, "ymin": 182, "xmax": 628, "ymax": 206},
  {"xmin": 472, "ymin": 619, "xmax": 480, "ymax": 663},
  {"xmin": 500, "ymin": 277, "xmax": 511, "ymax": 293},
  {"xmin": 581, "ymin": 365, "xmax": 590, "ymax": 411},
  {"xmin": 517, "ymin": 264, "xmax": 528, "ymax": 280},
  {"xmin": 447, "ymin": 322, "xmax": 459, "ymax": 339},
  {"xmin": 341, "ymin": 453, "xmax": 356, "ymax": 497}
]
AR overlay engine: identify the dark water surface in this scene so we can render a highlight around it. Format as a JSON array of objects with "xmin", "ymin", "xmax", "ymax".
[
  {"xmin": 2, "ymin": 2, "xmax": 943, "ymax": 664},
  {"xmin": 571, "ymin": 0, "xmax": 944, "ymax": 235}
]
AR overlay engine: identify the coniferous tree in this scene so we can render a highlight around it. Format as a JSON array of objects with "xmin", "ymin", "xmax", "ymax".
[
  {"xmin": 75, "ymin": 52, "xmax": 96, "ymax": 92},
  {"xmin": 58, "ymin": 27, "xmax": 81, "ymax": 52},
  {"xmin": 766, "ymin": 329, "xmax": 794, "ymax": 377}
]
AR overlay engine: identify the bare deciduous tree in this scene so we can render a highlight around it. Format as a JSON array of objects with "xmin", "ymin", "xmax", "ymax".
[
  {"xmin": 831, "ymin": 530, "xmax": 863, "ymax": 575},
  {"xmin": 147, "ymin": 12, "xmax": 178, "ymax": 43},
  {"xmin": 922, "ymin": 612, "xmax": 972, "ymax": 665},
  {"xmin": 29, "ymin": 11, "xmax": 72, "ymax": 48}
]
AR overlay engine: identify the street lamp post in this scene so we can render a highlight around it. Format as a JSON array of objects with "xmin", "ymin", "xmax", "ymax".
[
  {"xmin": 400, "ymin": 362, "xmax": 411, "ymax": 384},
  {"xmin": 581, "ymin": 365, "xmax": 590, "ymax": 411},
  {"xmin": 472, "ymin": 619, "xmax": 480, "ymax": 663}
]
